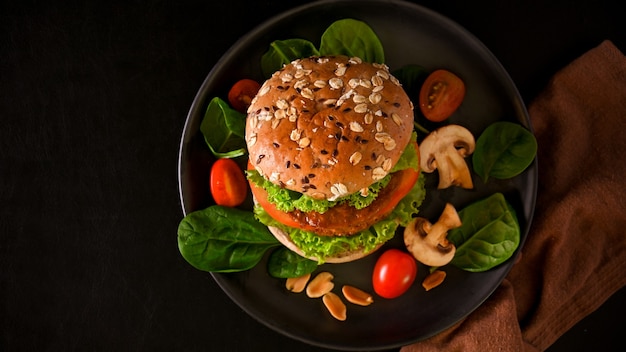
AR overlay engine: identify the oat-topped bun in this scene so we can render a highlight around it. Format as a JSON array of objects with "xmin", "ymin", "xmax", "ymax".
[{"xmin": 246, "ymin": 55, "xmax": 414, "ymax": 201}]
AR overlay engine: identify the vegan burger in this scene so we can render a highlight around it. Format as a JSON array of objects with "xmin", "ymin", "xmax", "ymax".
[{"xmin": 245, "ymin": 55, "xmax": 425, "ymax": 263}]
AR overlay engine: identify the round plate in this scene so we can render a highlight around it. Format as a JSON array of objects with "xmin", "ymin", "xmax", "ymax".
[{"xmin": 178, "ymin": 0, "xmax": 537, "ymax": 350}]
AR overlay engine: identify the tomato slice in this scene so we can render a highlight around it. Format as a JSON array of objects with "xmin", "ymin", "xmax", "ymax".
[
  {"xmin": 419, "ymin": 69, "xmax": 465, "ymax": 122},
  {"xmin": 372, "ymin": 249, "xmax": 418, "ymax": 299},
  {"xmin": 210, "ymin": 158, "xmax": 248, "ymax": 207},
  {"xmin": 227, "ymin": 78, "xmax": 261, "ymax": 114},
  {"xmin": 248, "ymin": 172, "xmax": 315, "ymax": 231}
]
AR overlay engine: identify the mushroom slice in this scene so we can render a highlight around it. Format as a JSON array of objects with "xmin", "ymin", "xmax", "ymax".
[
  {"xmin": 419, "ymin": 125, "xmax": 475, "ymax": 189},
  {"xmin": 404, "ymin": 203, "xmax": 461, "ymax": 267}
]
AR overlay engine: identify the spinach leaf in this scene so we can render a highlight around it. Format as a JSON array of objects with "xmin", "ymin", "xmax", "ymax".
[
  {"xmin": 319, "ymin": 18, "xmax": 385, "ymax": 63},
  {"xmin": 392, "ymin": 64, "xmax": 431, "ymax": 133},
  {"xmin": 472, "ymin": 121, "xmax": 537, "ymax": 182},
  {"xmin": 267, "ymin": 247, "xmax": 318, "ymax": 278},
  {"xmin": 448, "ymin": 193, "xmax": 520, "ymax": 272},
  {"xmin": 178, "ymin": 205, "xmax": 280, "ymax": 272},
  {"xmin": 261, "ymin": 39, "xmax": 320, "ymax": 78},
  {"xmin": 200, "ymin": 97, "xmax": 247, "ymax": 158},
  {"xmin": 392, "ymin": 64, "xmax": 429, "ymax": 99}
]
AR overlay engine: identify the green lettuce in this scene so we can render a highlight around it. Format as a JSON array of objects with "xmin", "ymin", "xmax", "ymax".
[
  {"xmin": 247, "ymin": 170, "xmax": 392, "ymax": 213},
  {"xmin": 253, "ymin": 173, "xmax": 426, "ymax": 263}
]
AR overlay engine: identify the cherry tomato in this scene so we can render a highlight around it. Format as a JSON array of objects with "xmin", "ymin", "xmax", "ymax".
[
  {"xmin": 419, "ymin": 69, "xmax": 465, "ymax": 122},
  {"xmin": 372, "ymin": 249, "xmax": 417, "ymax": 299},
  {"xmin": 227, "ymin": 78, "xmax": 261, "ymax": 114},
  {"xmin": 210, "ymin": 158, "xmax": 248, "ymax": 207}
]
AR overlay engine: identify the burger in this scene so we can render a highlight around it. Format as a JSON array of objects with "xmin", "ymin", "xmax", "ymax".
[{"xmin": 245, "ymin": 55, "xmax": 426, "ymax": 263}]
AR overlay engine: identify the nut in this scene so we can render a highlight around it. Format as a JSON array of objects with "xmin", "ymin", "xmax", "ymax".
[
  {"xmin": 322, "ymin": 292, "xmax": 347, "ymax": 321},
  {"xmin": 306, "ymin": 272, "xmax": 334, "ymax": 298},
  {"xmin": 422, "ymin": 270, "xmax": 447, "ymax": 291},
  {"xmin": 285, "ymin": 273, "xmax": 311, "ymax": 293},
  {"xmin": 341, "ymin": 285, "xmax": 374, "ymax": 306}
]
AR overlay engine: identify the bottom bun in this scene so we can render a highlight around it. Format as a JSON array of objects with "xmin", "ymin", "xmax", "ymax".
[{"xmin": 268, "ymin": 225, "xmax": 383, "ymax": 264}]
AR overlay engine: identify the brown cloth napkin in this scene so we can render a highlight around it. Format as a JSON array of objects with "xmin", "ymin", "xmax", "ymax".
[{"xmin": 402, "ymin": 40, "xmax": 626, "ymax": 352}]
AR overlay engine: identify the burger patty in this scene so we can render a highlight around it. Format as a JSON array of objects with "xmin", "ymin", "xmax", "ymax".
[{"xmin": 286, "ymin": 169, "xmax": 414, "ymax": 236}]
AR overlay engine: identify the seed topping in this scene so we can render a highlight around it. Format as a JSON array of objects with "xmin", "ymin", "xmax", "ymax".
[
  {"xmin": 330, "ymin": 183, "xmax": 349, "ymax": 200},
  {"xmin": 349, "ymin": 121, "xmax": 364, "ymax": 132},
  {"xmin": 349, "ymin": 151, "xmax": 362, "ymax": 165},
  {"xmin": 354, "ymin": 103, "xmax": 368, "ymax": 113},
  {"xmin": 329, "ymin": 77, "xmax": 343, "ymax": 89}
]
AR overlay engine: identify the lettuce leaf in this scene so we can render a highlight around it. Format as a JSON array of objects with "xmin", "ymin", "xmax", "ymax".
[
  {"xmin": 392, "ymin": 172, "xmax": 426, "ymax": 227},
  {"xmin": 247, "ymin": 170, "xmax": 392, "ymax": 213},
  {"xmin": 253, "ymin": 173, "xmax": 426, "ymax": 263},
  {"xmin": 391, "ymin": 132, "xmax": 419, "ymax": 173}
]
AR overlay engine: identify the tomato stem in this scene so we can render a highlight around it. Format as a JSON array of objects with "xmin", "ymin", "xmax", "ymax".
[{"xmin": 413, "ymin": 121, "xmax": 430, "ymax": 134}]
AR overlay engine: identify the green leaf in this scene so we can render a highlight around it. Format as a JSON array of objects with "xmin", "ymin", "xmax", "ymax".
[
  {"xmin": 267, "ymin": 247, "xmax": 318, "ymax": 278},
  {"xmin": 177, "ymin": 206, "xmax": 280, "ymax": 272},
  {"xmin": 448, "ymin": 193, "xmax": 520, "ymax": 272},
  {"xmin": 392, "ymin": 64, "xmax": 429, "ymax": 98},
  {"xmin": 254, "ymin": 204, "xmax": 388, "ymax": 264},
  {"xmin": 391, "ymin": 171, "xmax": 426, "ymax": 227},
  {"xmin": 200, "ymin": 97, "xmax": 247, "ymax": 158},
  {"xmin": 319, "ymin": 18, "xmax": 385, "ymax": 63},
  {"xmin": 472, "ymin": 121, "xmax": 537, "ymax": 183},
  {"xmin": 261, "ymin": 39, "xmax": 320, "ymax": 78}
]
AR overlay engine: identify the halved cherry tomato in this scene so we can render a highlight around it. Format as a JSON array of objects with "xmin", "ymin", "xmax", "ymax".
[
  {"xmin": 419, "ymin": 69, "xmax": 465, "ymax": 122},
  {"xmin": 372, "ymin": 249, "xmax": 417, "ymax": 299},
  {"xmin": 210, "ymin": 158, "xmax": 248, "ymax": 207},
  {"xmin": 227, "ymin": 78, "xmax": 261, "ymax": 114}
]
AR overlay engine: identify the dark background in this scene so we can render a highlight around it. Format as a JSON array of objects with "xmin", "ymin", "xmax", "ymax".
[{"xmin": 1, "ymin": 0, "xmax": 624, "ymax": 351}]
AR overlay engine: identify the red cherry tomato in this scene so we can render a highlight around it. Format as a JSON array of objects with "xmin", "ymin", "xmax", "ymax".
[
  {"xmin": 419, "ymin": 69, "xmax": 465, "ymax": 122},
  {"xmin": 227, "ymin": 79, "xmax": 261, "ymax": 114},
  {"xmin": 210, "ymin": 158, "xmax": 248, "ymax": 207},
  {"xmin": 372, "ymin": 249, "xmax": 417, "ymax": 299}
]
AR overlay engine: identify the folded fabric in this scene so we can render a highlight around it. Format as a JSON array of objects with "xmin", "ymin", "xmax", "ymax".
[{"xmin": 401, "ymin": 40, "xmax": 626, "ymax": 352}]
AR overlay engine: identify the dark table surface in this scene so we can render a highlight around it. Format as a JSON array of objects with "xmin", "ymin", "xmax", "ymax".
[{"xmin": 2, "ymin": 0, "xmax": 625, "ymax": 351}]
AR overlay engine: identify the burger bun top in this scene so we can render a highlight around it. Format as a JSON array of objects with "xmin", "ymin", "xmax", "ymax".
[{"xmin": 245, "ymin": 55, "xmax": 414, "ymax": 201}]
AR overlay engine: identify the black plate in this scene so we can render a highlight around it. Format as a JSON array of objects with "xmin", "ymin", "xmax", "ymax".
[{"xmin": 177, "ymin": 0, "xmax": 537, "ymax": 350}]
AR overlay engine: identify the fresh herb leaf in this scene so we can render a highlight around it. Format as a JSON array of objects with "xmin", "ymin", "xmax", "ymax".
[
  {"xmin": 261, "ymin": 39, "xmax": 320, "ymax": 78},
  {"xmin": 448, "ymin": 193, "xmax": 520, "ymax": 272},
  {"xmin": 392, "ymin": 64, "xmax": 432, "ymax": 134},
  {"xmin": 472, "ymin": 121, "xmax": 537, "ymax": 182},
  {"xmin": 319, "ymin": 18, "xmax": 385, "ymax": 63},
  {"xmin": 267, "ymin": 247, "xmax": 318, "ymax": 278},
  {"xmin": 178, "ymin": 206, "xmax": 280, "ymax": 272},
  {"xmin": 392, "ymin": 64, "xmax": 429, "ymax": 98},
  {"xmin": 200, "ymin": 97, "xmax": 247, "ymax": 158}
]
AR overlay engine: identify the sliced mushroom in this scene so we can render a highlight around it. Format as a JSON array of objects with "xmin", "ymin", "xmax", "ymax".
[
  {"xmin": 419, "ymin": 125, "xmax": 475, "ymax": 189},
  {"xmin": 404, "ymin": 203, "xmax": 461, "ymax": 267}
]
